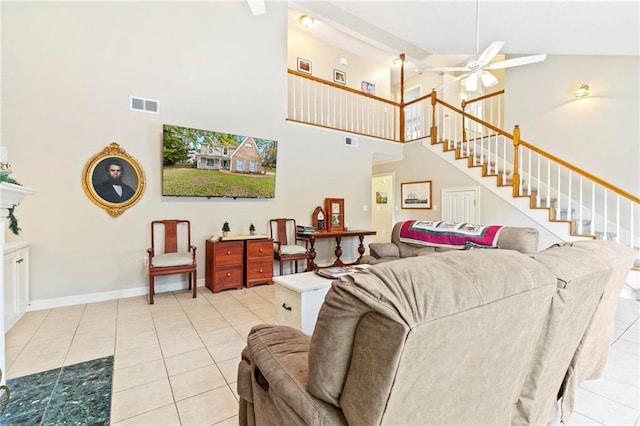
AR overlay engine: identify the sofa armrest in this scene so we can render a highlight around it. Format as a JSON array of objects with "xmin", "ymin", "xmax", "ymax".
[
  {"xmin": 243, "ymin": 324, "xmax": 346, "ymax": 425},
  {"xmin": 369, "ymin": 242, "xmax": 400, "ymax": 259}
]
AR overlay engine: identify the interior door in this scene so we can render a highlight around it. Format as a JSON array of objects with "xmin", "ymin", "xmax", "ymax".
[{"xmin": 442, "ymin": 186, "xmax": 480, "ymax": 223}]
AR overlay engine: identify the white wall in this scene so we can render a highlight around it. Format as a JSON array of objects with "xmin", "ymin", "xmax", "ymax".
[
  {"xmin": 288, "ymin": 28, "xmax": 391, "ymax": 98},
  {"xmin": 1, "ymin": 2, "xmax": 402, "ymax": 305},
  {"xmin": 504, "ymin": 55, "xmax": 639, "ymax": 195}
]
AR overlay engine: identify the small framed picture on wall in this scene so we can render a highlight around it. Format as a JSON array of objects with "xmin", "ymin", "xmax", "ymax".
[
  {"xmin": 333, "ymin": 69, "xmax": 346, "ymax": 85},
  {"xmin": 297, "ymin": 57, "xmax": 312, "ymax": 75}
]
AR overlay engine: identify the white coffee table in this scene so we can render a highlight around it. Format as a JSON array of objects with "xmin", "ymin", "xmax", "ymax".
[{"xmin": 272, "ymin": 272, "xmax": 334, "ymax": 335}]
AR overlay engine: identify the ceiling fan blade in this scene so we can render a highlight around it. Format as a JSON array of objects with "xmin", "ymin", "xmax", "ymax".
[
  {"xmin": 424, "ymin": 66, "xmax": 469, "ymax": 73},
  {"xmin": 476, "ymin": 41, "xmax": 505, "ymax": 65},
  {"xmin": 432, "ymin": 72, "xmax": 470, "ymax": 91},
  {"xmin": 488, "ymin": 54, "xmax": 547, "ymax": 70}
]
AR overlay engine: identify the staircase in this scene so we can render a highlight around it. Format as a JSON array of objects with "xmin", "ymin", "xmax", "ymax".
[{"xmin": 422, "ymin": 91, "xmax": 640, "ymax": 298}]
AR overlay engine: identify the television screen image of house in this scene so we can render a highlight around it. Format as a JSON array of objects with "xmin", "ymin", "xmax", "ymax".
[{"xmin": 162, "ymin": 124, "xmax": 278, "ymax": 198}]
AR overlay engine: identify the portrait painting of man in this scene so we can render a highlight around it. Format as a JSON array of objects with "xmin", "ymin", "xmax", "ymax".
[{"xmin": 92, "ymin": 157, "xmax": 138, "ymax": 204}]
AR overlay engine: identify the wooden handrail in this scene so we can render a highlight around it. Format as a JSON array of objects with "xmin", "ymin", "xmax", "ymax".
[
  {"xmin": 517, "ymin": 136, "xmax": 640, "ymax": 203},
  {"xmin": 433, "ymin": 93, "xmax": 513, "ymax": 140},
  {"xmin": 461, "ymin": 90, "xmax": 505, "ymax": 108}
]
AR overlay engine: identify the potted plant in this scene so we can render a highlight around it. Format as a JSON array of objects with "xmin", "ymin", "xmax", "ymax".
[
  {"xmin": 249, "ymin": 223, "xmax": 256, "ymax": 235},
  {"xmin": 222, "ymin": 221, "xmax": 230, "ymax": 237}
]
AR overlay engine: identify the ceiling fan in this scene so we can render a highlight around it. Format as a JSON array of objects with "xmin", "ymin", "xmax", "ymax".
[{"xmin": 427, "ymin": 0, "xmax": 547, "ymax": 91}]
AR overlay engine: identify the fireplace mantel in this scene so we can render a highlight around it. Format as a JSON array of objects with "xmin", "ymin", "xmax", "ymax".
[{"xmin": 0, "ymin": 182, "xmax": 37, "ymax": 216}]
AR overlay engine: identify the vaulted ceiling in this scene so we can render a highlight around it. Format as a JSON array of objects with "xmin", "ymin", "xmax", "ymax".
[{"xmin": 289, "ymin": 1, "xmax": 639, "ymax": 73}]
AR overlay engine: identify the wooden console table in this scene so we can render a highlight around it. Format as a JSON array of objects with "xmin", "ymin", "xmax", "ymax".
[{"xmin": 296, "ymin": 229, "xmax": 376, "ymax": 270}]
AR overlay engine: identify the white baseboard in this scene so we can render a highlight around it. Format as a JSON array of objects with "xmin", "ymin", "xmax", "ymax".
[{"xmin": 27, "ymin": 278, "xmax": 206, "ymax": 311}]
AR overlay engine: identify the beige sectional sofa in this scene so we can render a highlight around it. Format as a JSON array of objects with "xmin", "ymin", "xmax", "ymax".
[
  {"xmin": 360, "ymin": 221, "xmax": 540, "ymax": 265},
  {"xmin": 237, "ymin": 240, "xmax": 636, "ymax": 425}
]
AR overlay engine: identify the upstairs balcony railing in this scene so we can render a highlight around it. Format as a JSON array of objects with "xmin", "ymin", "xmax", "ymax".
[
  {"xmin": 287, "ymin": 69, "xmax": 401, "ymax": 141},
  {"xmin": 287, "ymin": 69, "xmax": 640, "ymax": 251}
]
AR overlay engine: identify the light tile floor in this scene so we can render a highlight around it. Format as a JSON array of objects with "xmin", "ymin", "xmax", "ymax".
[{"xmin": 4, "ymin": 285, "xmax": 640, "ymax": 425}]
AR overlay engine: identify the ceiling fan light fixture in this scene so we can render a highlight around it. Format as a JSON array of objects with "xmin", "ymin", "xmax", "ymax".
[
  {"xmin": 299, "ymin": 15, "xmax": 315, "ymax": 28},
  {"xmin": 574, "ymin": 84, "xmax": 589, "ymax": 98},
  {"xmin": 462, "ymin": 73, "xmax": 479, "ymax": 92},
  {"xmin": 393, "ymin": 57, "xmax": 404, "ymax": 66},
  {"xmin": 481, "ymin": 71, "xmax": 499, "ymax": 88}
]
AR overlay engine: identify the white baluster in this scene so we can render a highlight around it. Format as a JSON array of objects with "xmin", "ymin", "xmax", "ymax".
[
  {"xmin": 579, "ymin": 175, "xmax": 584, "ymax": 234},
  {"xmin": 567, "ymin": 170, "xmax": 572, "ymax": 221},
  {"xmin": 591, "ymin": 182, "xmax": 596, "ymax": 237},
  {"xmin": 556, "ymin": 163, "xmax": 561, "ymax": 220},
  {"xmin": 603, "ymin": 188, "xmax": 608, "ymax": 240}
]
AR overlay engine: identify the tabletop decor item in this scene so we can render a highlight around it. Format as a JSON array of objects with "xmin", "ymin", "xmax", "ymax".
[{"xmin": 324, "ymin": 198, "xmax": 344, "ymax": 231}]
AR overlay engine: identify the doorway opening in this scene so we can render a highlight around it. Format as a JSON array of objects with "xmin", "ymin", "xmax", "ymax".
[{"xmin": 371, "ymin": 173, "xmax": 395, "ymax": 244}]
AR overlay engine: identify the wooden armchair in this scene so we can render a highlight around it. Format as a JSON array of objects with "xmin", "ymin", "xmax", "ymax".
[
  {"xmin": 147, "ymin": 219, "xmax": 197, "ymax": 304},
  {"xmin": 269, "ymin": 218, "xmax": 310, "ymax": 275}
]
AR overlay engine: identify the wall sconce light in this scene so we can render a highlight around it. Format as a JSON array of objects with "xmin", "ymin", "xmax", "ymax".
[
  {"xmin": 574, "ymin": 84, "xmax": 589, "ymax": 98},
  {"xmin": 299, "ymin": 15, "xmax": 315, "ymax": 28}
]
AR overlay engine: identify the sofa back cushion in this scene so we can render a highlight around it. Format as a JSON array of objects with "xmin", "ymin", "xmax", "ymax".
[{"xmin": 307, "ymin": 249, "xmax": 557, "ymax": 424}]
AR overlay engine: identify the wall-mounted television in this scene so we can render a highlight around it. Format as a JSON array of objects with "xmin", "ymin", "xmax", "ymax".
[{"xmin": 162, "ymin": 124, "xmax": 278, "ymax": 198}]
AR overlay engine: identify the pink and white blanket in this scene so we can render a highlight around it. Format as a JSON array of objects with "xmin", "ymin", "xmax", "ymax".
[{"xmin": 399, "ymin": 220, "xmax": 504, "ymax": 249}]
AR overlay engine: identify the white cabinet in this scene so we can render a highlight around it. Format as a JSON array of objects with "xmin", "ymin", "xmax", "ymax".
[
  {"xmin": 273, "ymin": 272, "xmax": 332, "ymax": 335},
  {"xmin": 4, "ymin": 242, "xmax": 29, "ymax": 332}
]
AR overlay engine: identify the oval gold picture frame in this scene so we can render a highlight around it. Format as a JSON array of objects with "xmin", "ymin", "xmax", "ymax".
[{"xmin": 82, "ymin": 143, "xmax": 146, "ymax": 217}]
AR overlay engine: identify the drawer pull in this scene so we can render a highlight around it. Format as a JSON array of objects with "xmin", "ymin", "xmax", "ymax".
[
  {"xmin": 226, "ymin": 272, "xmax": 232, "ymax": 277},
  {"xmin": 281, "ymin": 303, "xmax": 292, "ymax": 311},
  {"xmin": 16, "ymin": 258, "xmax": 24, "ymax": 264},
  {"xmin": 226, "ymin": 251, "xmax": 231, "ymax": 255},
  {"xmin": 259, "ymin": 248, "xmax": 263, "ymax": 252},
  {"xmin": 258, "ymin": 269, "xmax": 263, "ymax": 273}
]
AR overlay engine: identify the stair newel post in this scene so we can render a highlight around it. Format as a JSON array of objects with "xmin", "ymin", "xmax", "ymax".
[
  {"xmin": 461, "ymin": 99, "xmax": 468, "ymax": 143},
  {"xmin": 399, "ymin": 53, "xmax": 406, "ymax": 143},
  {"xmin": 512, "ymin": 125, "xmax": 521, "ymax": 197},
  {"xmin": 430, "ymin": 90, "xmax": 438, "ymax": 144}
]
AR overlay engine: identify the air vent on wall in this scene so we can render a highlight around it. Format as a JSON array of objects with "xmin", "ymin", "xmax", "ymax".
[{"xmin": 130, "ymin": 96, "xmax": 159, "ymax": 114}]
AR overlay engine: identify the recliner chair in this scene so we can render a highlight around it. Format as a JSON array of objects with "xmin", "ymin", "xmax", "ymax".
[{"xmin": 237, "ymin": 249, "xmax": 559, "ymax": 425}]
